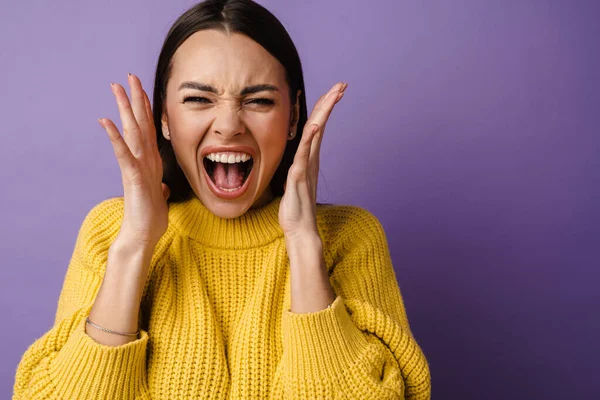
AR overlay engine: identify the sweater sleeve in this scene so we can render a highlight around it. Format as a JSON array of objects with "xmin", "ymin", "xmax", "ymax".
[
  {"xmin": 12, "ymin": 197, "xmax": 152, "ymax": 400},
  {"xmin": 272, "ymin": 207, "xmax": 431, "ymax": 399}
]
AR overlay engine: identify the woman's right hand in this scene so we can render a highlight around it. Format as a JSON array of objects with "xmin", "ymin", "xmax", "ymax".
[{"xmin": 98, "ymin": 73, "xmax": 170, "ymax": 250}]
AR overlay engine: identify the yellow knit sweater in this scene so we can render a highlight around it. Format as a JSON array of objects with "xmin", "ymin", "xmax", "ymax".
[{"xmin": 13, "ymin": 195, "xmax": 430, "ymax": 399}]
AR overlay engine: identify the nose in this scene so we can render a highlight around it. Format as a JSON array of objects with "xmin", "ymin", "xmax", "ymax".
[{"xmin": 211, "ymin": 103, "xmax": 245, "ymax": 139}]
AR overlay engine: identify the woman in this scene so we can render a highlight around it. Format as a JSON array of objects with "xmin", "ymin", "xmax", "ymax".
[{"xmin": 13, "ymin": 0, "xmax": 430, "ymax": 398}]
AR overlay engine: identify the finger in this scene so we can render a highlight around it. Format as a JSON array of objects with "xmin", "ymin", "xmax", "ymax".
[
  {"xmin": 306, "ymin": 82, "xmax": 346, "ymax": 128},
  {"xmin": 99, "ymin": 118, "xmax": 137, "ymax": 178},
  {"xmin": 304, "ymin": 83, "xmax": 347, "ymax": 174},
  {"xmin": 308, "ymin": 126, "xmax": 322, "ymax": 182},
  {"xmin": 313, "ymin": 82, "xmax": 344, "ymax": 110},
  {"xmin": 301, "ymin": 83, "xmax": 345, "ymax": 168},
  {"xmin": 308, "ymin": 129, "xmax": 323, "ymax": 198},
  {"xmin": 306, "ymin": 84, "xmax": 347, "ymax": 196},
  {"xmin": 143, "ymin": 87, "xmax": 159, "ymax": 149},
  {"xmin": 143, "ymin": 87, "xmax": 153, "ymax": 125},
  {"xmin": 315, "ymin": 83, "xmax": 344, "ymax": 124},
  {"xmin": 318, "ymin": 82, "xmax": 347, "ymax": 109},
  {"xmin": 129, "ymin": 74, "xmax": 154, "ymax": 150},
  {"xmin": 312, "ymin": 83, "xmax": 347, "ymax": 151},
  {"xmin": 334, "ymin": 85, "xmax": 347, "ymax": 105},
  {"xmin": 111, "ymin": 82, "xmax": 144, "ymax": 158},
  {"xmin": 307, "ymin": 119, "xmax": 329, "ymax": 179},
  {"xmin": 290, "ymin": 123, "xmax": 319, "ymax": 180}
]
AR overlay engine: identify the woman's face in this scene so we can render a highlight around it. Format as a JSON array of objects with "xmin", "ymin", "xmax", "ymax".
[{"xmin": 162, "ymin": 29, "xmax": 300, "ymax": 218}]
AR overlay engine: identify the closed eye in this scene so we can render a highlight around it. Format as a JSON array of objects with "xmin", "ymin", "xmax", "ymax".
[
  {"xmin": 246, "ymin": 98, "xmax": 275, "ymax": 106},
  {"xmin": 183, "ymin": 96, "xmax": 211, "ymax": 104},
  {"xmin": 183, "ymin": 96, "xmax": 275, "ymax": 106}
]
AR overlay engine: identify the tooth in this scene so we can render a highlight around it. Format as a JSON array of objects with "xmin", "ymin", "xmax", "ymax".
[
  {"xmin": 208, "ymin": 154, "xmax": 215, "ymax": 162},
  {"xmin": 241, "ymin": 154, "xmax": 249, "ymax": 162},
  {"xmin": 228, "ymin": 154, "xmax": 236, "ymax": 164},
  {"xmin": 235, "ymin": 155, "xmax": 241, "ymax": 163},
  {"xmin": 219, "ymin": 154, "xmax": 227, "ymax": 163}
]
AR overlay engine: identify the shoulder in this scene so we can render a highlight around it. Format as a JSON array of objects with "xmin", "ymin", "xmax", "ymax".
[
  {"xmin": 80, "ymin": 196, "xmax": 177, "ymax": 274},
  {"xmin": 73, "ymin": 196, "xmax": 125, "ymax": 274},
  {"xmin": 316, "ymin": 203, "xmax": 387, "ymax": 253},
  {"xmin": 81, "ymin": 196, "xmax": 125, "ymax": 226},
  {"xmin": 79, "ymin": 196, "xmax": 125, "ymax": 239}
]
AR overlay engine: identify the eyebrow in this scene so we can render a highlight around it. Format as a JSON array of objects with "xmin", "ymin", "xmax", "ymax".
[{"xmin": 178, "ymin": 81, "xmax": 279, "ymax": 95}]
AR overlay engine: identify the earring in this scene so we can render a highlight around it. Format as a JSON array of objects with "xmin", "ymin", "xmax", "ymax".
[{"xmin": 288, "ymin": 130, "xmax": 295, "ymax": 139}]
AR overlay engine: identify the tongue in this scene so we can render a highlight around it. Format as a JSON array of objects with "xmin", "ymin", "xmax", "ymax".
[{"xmin": 213, "ymin": 162, "xmax": 244, "ymax": 189}]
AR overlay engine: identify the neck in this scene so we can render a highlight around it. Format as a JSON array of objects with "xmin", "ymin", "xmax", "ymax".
[
  {"xmin": 169, "ymin": 193, "xmax": 283, "ymax": 249},
  {"xmin": 251, "ymin": 186, "xmax": 274, "ymax": 209}
]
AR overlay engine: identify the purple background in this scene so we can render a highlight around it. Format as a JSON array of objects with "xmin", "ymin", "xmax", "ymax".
[{"xmin": 2, "ymin": 1, "xmax": 598, "ymax": 398}]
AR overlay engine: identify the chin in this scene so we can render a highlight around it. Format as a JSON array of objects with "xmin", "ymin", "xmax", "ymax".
[{"xmin": 199, "ymin": 192, "xmax": 255, "ymax": 219}]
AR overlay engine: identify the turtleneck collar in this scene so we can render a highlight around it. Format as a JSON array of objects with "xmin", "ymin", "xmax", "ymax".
[{"xmin": 168, "ymin": 195, "xmax": 284, "ymax": 249}]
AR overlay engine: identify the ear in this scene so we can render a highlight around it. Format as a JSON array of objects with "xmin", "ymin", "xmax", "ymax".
[
  {"xmin": 161, "ymin": 110, "xmax": 170, "ymax": 141},
  {"xmin": 288, "ymin": 89, "xmax": 302, "ymax": 141}
]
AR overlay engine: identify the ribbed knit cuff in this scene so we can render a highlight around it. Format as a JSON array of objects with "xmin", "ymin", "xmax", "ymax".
[
  {"xmin": 281, "ymin": 295, "xmax": 370, "ymax": 382},
  {"xmin": 47, "ymin": 315, "xmax": 149, "ymax": 400}
]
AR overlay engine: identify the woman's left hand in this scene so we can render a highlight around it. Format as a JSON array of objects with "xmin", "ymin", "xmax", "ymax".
[{"xmin": 279, "ymin": 82, "xmax": 348, "ymax": 241}]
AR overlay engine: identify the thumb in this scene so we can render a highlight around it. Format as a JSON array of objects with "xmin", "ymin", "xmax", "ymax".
[{"xmin": 162, "ymin": 183, "xmax": 171, "ymax": 201}]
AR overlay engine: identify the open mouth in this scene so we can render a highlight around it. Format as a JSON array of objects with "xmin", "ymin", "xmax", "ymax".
[{"xmin": 202, "ymin": 151, "xmax": 254, "ymax": 194}]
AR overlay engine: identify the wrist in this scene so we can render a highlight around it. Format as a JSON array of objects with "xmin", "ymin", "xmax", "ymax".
[
  {"xmin": 285, "ymin": 231, "xmax": 322, "ymax": 254},
  {"xmin": 285, "ymin": 232, "xmax": 323, "ymax": 268},
  {"xmin": 111, "ymin": 234, "xmax": 156, "ymax": 259},
  {"xmin": 106, "ymin": 237, "xmax": 154, "ymax": 286}
]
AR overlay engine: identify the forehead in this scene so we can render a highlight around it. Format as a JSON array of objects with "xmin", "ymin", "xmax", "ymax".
[{"xmin": 171, "ymin": 29, "xmax": 287, "ymax": 93}]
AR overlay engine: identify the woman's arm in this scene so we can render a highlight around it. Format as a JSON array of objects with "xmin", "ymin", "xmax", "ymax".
[
  {"xmin": 13, "ymin": 198, "xmax": 154, "ymax": 400},
  {"xmin": 272, "ymin": 208, "xmax": 431, "ymax": 399},
  {"xmin": 85, "ymin": 237, "xmax": 153, "ymax": 347}
]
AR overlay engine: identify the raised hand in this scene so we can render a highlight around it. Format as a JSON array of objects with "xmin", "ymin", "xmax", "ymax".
[
  {"xmin": 278, "ymin": 82, "xmax": 347, "ymax": 240},
  {"xmin": 98, "ymin": 73, "xmax": 170, "ymax": 251}
]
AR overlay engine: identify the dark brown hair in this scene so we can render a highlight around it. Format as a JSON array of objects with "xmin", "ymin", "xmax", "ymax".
[{"xmin": 152, "ymin": 0, "xmax": 308, "ymax": 203}]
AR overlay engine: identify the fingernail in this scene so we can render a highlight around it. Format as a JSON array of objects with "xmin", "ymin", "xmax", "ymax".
[
  {"xmin": 98, "ymin": 118, "xmax": 105, "ymax": 127},
  {"xmin": 110, "ymin": 82, "xmax": 116, "ymax": 93}
]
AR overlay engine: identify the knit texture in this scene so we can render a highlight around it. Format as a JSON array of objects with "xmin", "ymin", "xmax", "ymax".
[{"xmin": 13, "ymin": 195, "xmax": 431, "ymax": 399}]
